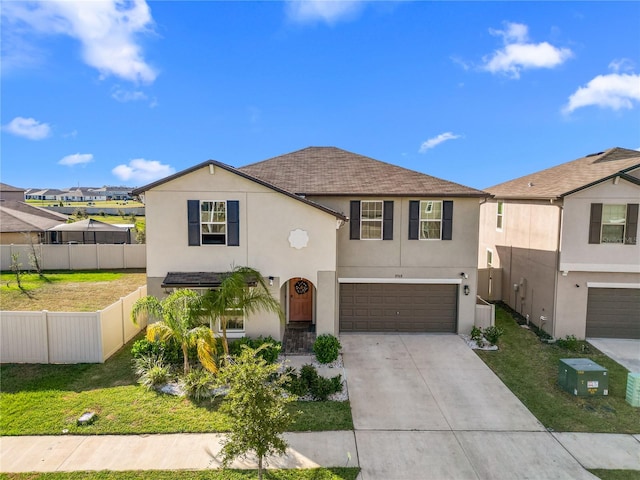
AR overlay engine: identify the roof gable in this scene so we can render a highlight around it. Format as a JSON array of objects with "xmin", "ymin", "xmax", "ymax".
[
  {"xmin": 239, "ymin": 147, "xmax": 487, "ymax": 197},
  {"xmin": 132, "ymin": 159, "xmax": 346, "ymax": 220},
  {"xmin": 487, "ymin": 147, "xmax": 640, "ymax": 199}
]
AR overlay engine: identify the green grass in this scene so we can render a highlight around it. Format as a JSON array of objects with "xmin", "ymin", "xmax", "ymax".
[
  {"xmin": 0, "ymin": 336, "xmax": 353, "ymax": 435},
  {"xmin": 475, "ymin": 306, "xmax": 639, "ymax": 434},
  {"xmin": 0, "ymin": 468, "xmax": 360, "ymax": 480},
  {"xmin": 589, "ymin": 470, "xmax": 640, "ymax": 480},
  {"xmin": 87, "ymin": 215, "xmax": 145, "ymax": 225},
  {"xmin": 26, "ymin": 200, "xmax": 145, "ymax": 208},
  {"xmin": 0, "ymin": 270, "xmax": 146, "ymax": 311}
]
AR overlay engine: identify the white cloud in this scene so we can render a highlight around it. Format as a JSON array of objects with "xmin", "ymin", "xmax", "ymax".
[
  {"xmin": 563, "ymin": 72, "xmax": 640, "ymax": 114},
  {"xmin": 3, "ymin": 116, "xmax": 51, "ymax": 140},
  {"xmin": 609, "ymin": 58, "xmax": 635, "ymax": 73},
  {"xmin": 285, "ymin": 0, "xmax": 366, "ymax": 24},
  {"xmin": 482, "ymin": 22, "xmax": 572, "ymax": 79},
  {"xmin": 419, "ymin": 132, "xmax": 462, "ymax": 153},
  {"xmin": 2, "ymin": 0, "xmax": 157, "ymax": 84},
  {"xmin": 112, "ymin": 158, "xmax": 175, "ymax": 183},
  {"xmin": 59, "ymin": 153, "xmax": 94, "ymax": 166},
  {"xmin": 112, "ymin": 87, "xmax": 148, "ymax": 103}
]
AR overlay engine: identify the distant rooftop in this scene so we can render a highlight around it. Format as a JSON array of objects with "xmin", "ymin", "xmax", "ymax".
[{"xmin": 486, "ymin": 147, "xmax": 640, "ymax": 199}]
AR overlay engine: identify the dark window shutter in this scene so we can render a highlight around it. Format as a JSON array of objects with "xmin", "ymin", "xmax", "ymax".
[
  {"xmin": 442, "ymin": 200, "xmax": 453, "ymax": 240},
  {"xmin": 227, "ymin": 200, "xmax": 240, "ymax": 246},
  {"xmin": 409, "ymin": 201, "xmax": 419, "ymax": 240},
  {"xmin": 383, "ymin": 201, "xmax": 394, "ymax": 240},
  {"xmin": 187, "ymin": 200, "xmax": 200, "ymax": 246},
  {"xmin": 589, "ymin": 203, "xmax": 603, "ymax": 244},
  {"xmin": 350, "ymin": 200, "xmax": 360, "ymax": 240},
  {"xmin": 625, "ymin": 203, "xmax": 638, "ymax": 245}
]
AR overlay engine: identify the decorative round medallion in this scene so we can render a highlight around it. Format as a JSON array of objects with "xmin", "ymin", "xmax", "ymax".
[
  {"xmin": 294, "ymin": 280, "xmax": 309, "ymax": 295},
  {"xmin": 288, "ymin": 229, "xmax": 309, "ymax": 249}
]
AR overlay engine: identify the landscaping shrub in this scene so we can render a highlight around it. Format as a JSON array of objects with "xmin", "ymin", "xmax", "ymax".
[
  {"xmin": 131, "ymin": 337, "xmax": 181, "ymax": 365},
  {"xmin": 313, "ymin": 334, "xmax": 341, "ymax": 364},
  {"xmin": 283, "ymin": 364, "xmax": 343, "ymax": 400},
  {"xmin": 556, "ymin": 335, "xmax": 590, "ymax": 353},
  {"xmin": 180, "ymin": 368, "xmax": 215, "ymax": 401},
  {"xmin": 470, "ymin": 326, "xmax": 485, "ymax": 347},
  {"xmin": 483, "ymin": 326, "xmax": 504, "ymax": 345},
  {"xmin": 229, "ymin": 336, "xmax": 281, "ymax": 364},
  {"xmin": 133, "ymin": 354, "xmax": 171, "ymax": 390}
]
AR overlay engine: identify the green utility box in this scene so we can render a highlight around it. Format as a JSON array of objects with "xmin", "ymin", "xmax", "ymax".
[
  {"xmin": 627, "ymin": 373, "xmax": 640, "ymax": 407},
  {"xmin": 558, "ymin": 358, "xmax": 608, "ymax": 396}
]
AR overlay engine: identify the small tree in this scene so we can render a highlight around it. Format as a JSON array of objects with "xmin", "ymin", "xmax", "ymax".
[
  {"xmin": 131, "ymin": 289, "xmax": 218, "ymax": 375},
  {"xmin": 10, "ymin": 253, "xmax": 24, "ymax": 290},
  {"xmin": 216, "ymin": 345, "xmax": 296, "ymax": 479}
]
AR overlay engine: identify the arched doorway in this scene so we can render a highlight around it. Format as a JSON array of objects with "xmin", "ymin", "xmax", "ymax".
[{"xmin": 288, "ymin": 277, "xmax": 314, "ymax": 323}]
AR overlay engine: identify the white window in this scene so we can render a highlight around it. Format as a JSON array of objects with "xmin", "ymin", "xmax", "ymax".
[
  {"xmin": 201, "ymin": 201, "xmax": 226, "ymax": 245},
  {"xmin": 361, "ymin": 200, "xmax": 383, "ymax": 240},
  {"xmin": 496, "ymin": 201, "xmax": 504, "ymax": 230},
  {"xmin": 601, "ymin": 204, "xmax": 626, "ymax": 244},
  {"xmin": 486, "ymin": 249, "xmax": 493, "ymax": 267},
  {"xmin": 419, "ymin": 200, "xmax": 442, "ymax": 240},
  {"xmin": 220, "ymin": 307, "xmax": 245, "ymax": 332}
]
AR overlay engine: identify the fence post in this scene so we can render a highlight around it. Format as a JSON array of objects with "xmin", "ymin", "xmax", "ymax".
[{"xmin": 43, "ymin": 310, "xmax": 51, "ymax": 364}]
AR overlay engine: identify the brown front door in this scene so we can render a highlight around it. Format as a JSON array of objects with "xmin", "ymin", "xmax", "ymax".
[{"xmin": 289, "ymin": 278, "xmax": 313, "ymax": 322}]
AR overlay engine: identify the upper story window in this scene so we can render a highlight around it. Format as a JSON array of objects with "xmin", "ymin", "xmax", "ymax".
[
  {"xmin": 361, "ymin": 200, "xmax": 383, "ymax": 240},
  {"xmin": 408, "ymin": 200, "xmax": 453, "ymax": 241},
  {"xmin": 496, "ymin": 201, "xmax": 504, "ymax": 230},
  {"xmin": 589, "ymin": 203, "xmax": 638, "ymax": 245},
  {"xmin": 420, "ymin": 200, "xmax": 443, "ymax": 240},
  {"xmin": 349, "ymin": 200, "xmax": 394, "ymax": 240},
  {"xmin": 601, "ymin": 204, "xmax": 626, "ymax": 244},
  {"xmin": 201, "ymin": 201, "xmax": 227, "ymax": 245},
  {"xmin": 188, "ymin": 199, "xmax": 240, "ymax": 247}
]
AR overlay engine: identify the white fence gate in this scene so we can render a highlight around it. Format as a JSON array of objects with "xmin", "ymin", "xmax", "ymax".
[{"xmin": 0, "ymin": 286, "xmax": 147, "ymax": 364}]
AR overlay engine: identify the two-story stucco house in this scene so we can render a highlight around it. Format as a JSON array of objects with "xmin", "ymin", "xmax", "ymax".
[
  {"xmin": 133, "ymin": 147, "xmax": 488, "ymax": 341},
  {"xmin": 478, "ymin": 147, "xmax": 640, "ymax": 340}
]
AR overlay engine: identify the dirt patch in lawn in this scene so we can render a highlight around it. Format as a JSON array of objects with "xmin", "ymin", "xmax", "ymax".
[{"xmin": 1, "ymin": 271, "xmax": 146, "ymax": 311}]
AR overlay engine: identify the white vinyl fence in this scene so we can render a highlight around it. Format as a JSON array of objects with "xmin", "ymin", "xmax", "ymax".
[
  {"xmin": 0, "ymin": 244, "xmax": 145, "ymax": 271},
  {"xmin": 475, "ymin": 296, "xmax": 495, "ymax": 329},
  {"xmin": 0, "ymin": 286, "xmax": 147, "ymax": 364}
]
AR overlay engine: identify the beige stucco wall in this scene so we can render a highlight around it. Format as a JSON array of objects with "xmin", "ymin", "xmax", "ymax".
[
  {"xmin": 555, "ymin": 271, "xmax": 640, "ymax": 339},
  {"xmin": 144, "ymin": 166, "xmax": 339, "ymax": 338},
  {"xmin": 478, "ymin": 199, "xmax": 561, "ymax": 332},
  {"xmin": 560, "ymin": 179, "xmax": 640, "ymax": 272},
  {"xmin": 0, "ymin": 232, "xmax": 40, "ymax": 245},
  {"xmin": 309, "ymin": 196, "xmax": 482, "ymax": 334}
]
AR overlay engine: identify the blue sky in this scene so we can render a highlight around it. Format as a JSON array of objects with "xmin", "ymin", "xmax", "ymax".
[{"xmin": 2, "ymin": 1, "xmax": 639, "ymax": 191}]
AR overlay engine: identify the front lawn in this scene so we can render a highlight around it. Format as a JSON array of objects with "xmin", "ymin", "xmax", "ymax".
[
  {"xmin": 0, "ymin": 270, "xmax": 146, "ymax": 311},
  {"xmin": 475, "ymin": 306, "xmax": 639, "ymax": 433},
  {"xmin": 0, "ymin": 336, "xmax": 353, "ymax": 435},
  {"xmin": 1, "ymin": 469, "xmax": 360, "ymax": 480}
]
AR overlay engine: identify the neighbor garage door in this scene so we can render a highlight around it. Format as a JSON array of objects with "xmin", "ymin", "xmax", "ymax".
[
  {"xmin": 339, "ymin": 283, "xmax": 457, "ymax": 333},
  {"xmin": 586, "ymin": 288, "xmax": 640, "ymax": 339}
]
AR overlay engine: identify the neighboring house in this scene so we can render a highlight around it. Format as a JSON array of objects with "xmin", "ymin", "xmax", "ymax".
[
  {"xmin": 0, "ymin": 183, "xmax": 25, "ymax": 202},
  {"xmin": 0, "ymin": 201, "xmax": 68, "ymax": 244},
  {"xmin": 478, "ymin": 147, "xmax": 640, "ymax": 340},
  {"xmin": 133, "ymin": 147, "xmax": 488, "ymax": 341}
]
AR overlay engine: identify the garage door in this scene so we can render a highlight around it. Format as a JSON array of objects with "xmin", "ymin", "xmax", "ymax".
[
  {"xmin": 339, "ymin": 283, "xmax": 457, "ymax": 333},
  {"xmin": 586, "ymin": 288, "xmax": 640, "ymax": 339}
]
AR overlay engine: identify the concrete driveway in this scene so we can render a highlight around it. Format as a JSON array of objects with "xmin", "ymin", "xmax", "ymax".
[
  {"xmin": 341, "ymin": 334, "xmax": 599, "ymax": 480},
  {"xmin": 587, "ymin": 338, "xmax": 640, "ymax": 372}
]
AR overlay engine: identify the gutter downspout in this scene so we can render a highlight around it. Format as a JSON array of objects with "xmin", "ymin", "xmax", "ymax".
[{"xmin": 552, "ymin": 200, "xmax": 563, "ymax": 339}]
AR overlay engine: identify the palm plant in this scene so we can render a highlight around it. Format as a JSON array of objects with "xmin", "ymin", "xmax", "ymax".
[
  {"xmin": 196, "ymin": 266, "xmax": 284, "ymax": 359},
  {"xmin": 131, "ymin": 289, "xmax": 218, "ymax": 375}
]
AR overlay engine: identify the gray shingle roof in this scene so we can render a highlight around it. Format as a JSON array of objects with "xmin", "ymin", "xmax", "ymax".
[
  {"xmin": 0, "ymin": 183, "xmax": 25, "ymax": 192},
  {"xmin": 0, "ymin": 202, "xmax": 68, "ymax": 233},
  {"xmin": 487, "ymin": 147, "xmax": 640, "ymax": 199},
  {"xmin": 239, "ymin": 147, "xmax": 487, "ymax": 197}
]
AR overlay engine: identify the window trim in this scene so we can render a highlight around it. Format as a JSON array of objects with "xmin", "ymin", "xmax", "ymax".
[
  {"xmin": 419, "ymin": 200, "xmax": 443, "ymax": 240},
  {"xmin": 496, "ymin": 201, "xmax": 504, "ymax": 231},
  {"xmin": 200, "ymin": 200, "xmax": 227, "ymax": 245},
  {"xmin": 486, "ymin": 248, "xmax": 493, "ymax": 267},
  {"xmin": 219, "ymin": 307, "xmax": 245, "ymax": 333},
  {"xmin": 360, "ymin": 200, "xmax": 384, "ymax": 240}
]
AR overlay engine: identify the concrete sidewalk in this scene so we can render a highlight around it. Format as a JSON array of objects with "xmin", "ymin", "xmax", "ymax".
[{"xmin": 0, "ymin": 431, "xmax": 357, "ymax": 473}]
